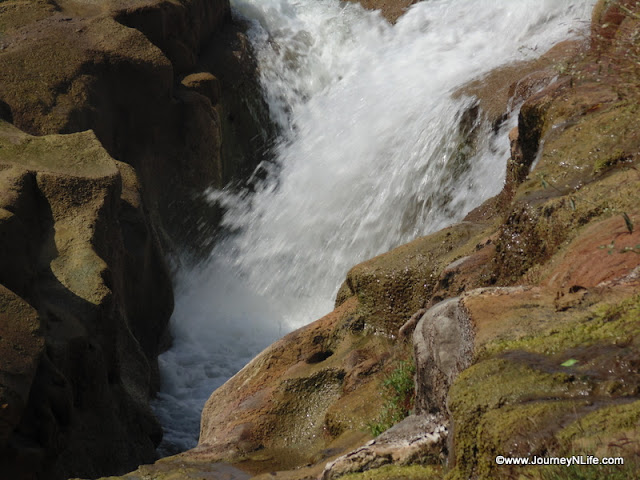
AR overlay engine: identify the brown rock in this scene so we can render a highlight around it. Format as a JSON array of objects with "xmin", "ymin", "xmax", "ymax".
[
  {"xmin": 181, "ymin": 72, "xmax": 222, "ymax": 105},
  {"xmin": 0, "ymin": 122, "xmax": 172, "ymax": 479},
  {"xmin": 0, "ymin": 286, "xmax": 43, "ymax": 449},
  {"xmin": 458, "ymin": 39, "xmax": 585, "ymax": 128},
  {"xmin": 337, "ymin": 222, "xmax": 487, "ymax": 334},
  {"xmin": 194, "ymin": 298, "xmax": 386, "ymax": 474},
  {"xmin": 0, "ymin": 0, "xmax": 273, "ymax": 256},
  {"xmin": 343, "ymin": 0, "xmax": 420, "ymax": 23}
]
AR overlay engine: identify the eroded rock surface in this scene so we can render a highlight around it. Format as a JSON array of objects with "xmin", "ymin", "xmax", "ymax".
[
  {"xmin": 0, "ymin": 122, "xmax": 172, "ymax": 478},
  {"xmin": 322, "ymin": 415, "xmax": 447, "ymax": 480},
  {"xmin": 0, "ymin": 0, "xmax": 273, "ymax": 255},
  {"xmin": 412, "ymin": 298, "xmax": 474, "ymax": 416},
  {"xmin": 0, "ymin": 0, "xmax": 276, "ymax": 477}
]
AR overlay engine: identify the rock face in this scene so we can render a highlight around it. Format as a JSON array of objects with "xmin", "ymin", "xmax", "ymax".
[
  {"xmin": 8, "ymin": 1, "xmax": 638, "ymax": 480},
  {"xmin": 0, "ymin": 0, "xmax": 274, "ymax": 478},
  {"xmin": 412, "ymin": 298, "xmax": 474, "ymax": 416},
  {"xmin": 0, "ymin": 0, "xmax": 273, "ymax": 255},
  {"xmin": 195, "ymin": 297, "xmax": 388, "ymax": 474},
  {"xmin": 0, "ymin": 122, "xmax": 172, "ymax": 478}
]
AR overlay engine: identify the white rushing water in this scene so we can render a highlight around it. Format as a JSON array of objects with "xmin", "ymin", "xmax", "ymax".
[{"xmin": 153, "ymin": 0, "xmax": 596, "ymax": 455}]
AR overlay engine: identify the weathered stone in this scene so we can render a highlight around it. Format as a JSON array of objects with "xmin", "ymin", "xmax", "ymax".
[
  {"xmin": 337, "ymin": 222, "xmax": 487, "ymax": 334},
  {"xmin": 0, "ymin": 286, "xmax": 43, "ymax": 449},
  {"xmin": 57, "ymin": 2, "xmax": 640, "ymax": 480},
  {"xmin": 459, "ymin": 39, "xmax": 584, "ymax": 128},
  {"xmin": 0, "ymin": 0, "xmax": 273, "ymax": 257},
  {"xmin": 413, "ymin": 298, "xmax": 474, "ymax": 416},
  {"xmin": 0, "ymin": 122, "xmax": 172, "ymax": 479},
  {"xmin": 181, "ymin": 72, "xmax": 222, "ymax": 105},
  {"xmin": 194, "ymin": 298, "xmax": 387, "ymax": 474},
  {"xmin": 448, "ymin": 286, "xmax": 640, "ymax": 480},
  {"xmin": 322, "ymin": 415, "xmax": 447, "ymax": 480}
]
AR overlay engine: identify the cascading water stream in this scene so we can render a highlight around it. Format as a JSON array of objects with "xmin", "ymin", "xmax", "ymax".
[{"xmin": 153, "ymin": 0, "xmax": 596, "ymax": 455}]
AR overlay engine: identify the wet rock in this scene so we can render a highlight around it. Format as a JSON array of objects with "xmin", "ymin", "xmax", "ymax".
[
  {"xmin": 336, "ymin": 222, "xmax": 487, "ymax": 334},
  {"xmin": 194, "ymin": 298, "xmax": 386, "ymax": 474},
  {"xmin": 344, "ymin": 0, "xmax": 420, "ymax": 23},
  {"xmin": 459, "ymin": 39, "xmax": 585, "ymax": 129}
]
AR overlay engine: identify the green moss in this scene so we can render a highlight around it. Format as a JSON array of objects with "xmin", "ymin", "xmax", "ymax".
[
  {"xmin": 558, "ymin": 400, "xmax": 640, "ymax": 447},
  {"xmin": 529, "ymin": 100, "xmax": 640, "ymax": 185},
  {"xmin": 340, "ymin": 464, "xmax": 443, "ymax": 480},
  {"xmin": 481, "ymin": 295, "xmax": 640, "ymax": 358},
  {"xmin": 473, "ymin": 401, "xmax": 582, "ymax": 479},
  {"xmin": 450, "ymin": 358, "xmax": 582, "ymax": 413},
  {"xmin": 447, "ymin": 295, "xmax": 640, "ymax": 479},
  {"xmin": 538, "ymin": 461, "xmax": 640, "ymax": 480},
  {"xmin": 448, "ymin": 358, "xmax": 588, "ymax": 480}
]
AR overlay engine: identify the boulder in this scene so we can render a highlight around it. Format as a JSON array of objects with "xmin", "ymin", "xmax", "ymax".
[
  {"xmin": 336, "ymin": 222, "xmax": 488, "ymax": 334},
  {"xmin": 412, "ymin": 298, "xmax": 473, "ymax": 416}
]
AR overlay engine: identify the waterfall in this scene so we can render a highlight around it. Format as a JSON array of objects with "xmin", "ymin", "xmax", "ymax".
[{"xmin": 153, "ymin": 0, "xmax": 596, "ymax": 455}]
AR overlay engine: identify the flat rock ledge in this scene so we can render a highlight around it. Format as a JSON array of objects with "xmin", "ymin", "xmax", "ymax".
[{"xmin": 321, "ymin": 414, "xmax": 447, "ymax": 480}]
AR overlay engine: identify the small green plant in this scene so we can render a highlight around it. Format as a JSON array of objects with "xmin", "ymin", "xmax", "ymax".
[
  {"xmin": 367, "ymin": 359, "xmax": 415, "ymax": 437},
  {"xmin": 598, "ymin": 240, "xmax": 640, "ymax": 255}
]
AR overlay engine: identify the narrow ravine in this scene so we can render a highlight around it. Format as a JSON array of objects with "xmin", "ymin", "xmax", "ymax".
[{"xmin": 153, "ymin": 0, "xmax": 596, "ymax": 455}]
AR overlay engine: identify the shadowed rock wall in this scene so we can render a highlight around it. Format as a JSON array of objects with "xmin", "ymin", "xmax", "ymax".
[{"xmin": 0, "ymin": 0, "xmax": 274, "ymax": 478}]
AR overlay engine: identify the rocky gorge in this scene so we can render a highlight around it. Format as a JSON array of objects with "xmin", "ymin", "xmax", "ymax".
[
  {"xmin": 1, "ymin": 1, "xmax": 639, "ymax": 480},
  {"xmin": 0, "ymin": 0, "xmax": 271, "ymax": 478}
]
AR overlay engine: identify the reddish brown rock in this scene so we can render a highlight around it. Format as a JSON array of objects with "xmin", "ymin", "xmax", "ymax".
[
  {"xmin": 344, "ymin": 0, "xmax": 420, "ymax": 23},
  {"xmin": 193, "ymin": 298, "xmax": 386, "ymax": 474}
]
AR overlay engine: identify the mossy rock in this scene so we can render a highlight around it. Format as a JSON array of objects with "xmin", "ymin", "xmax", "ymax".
[
  {"xmin": 446, "ymin": 295, "xmax": 640, "ymax": 480},
  {"xmin": 340, "ymin": 464, "xmax": 443, "ymax": 480},
  {"xmin": 494, "ymin": 167, "xmax": 639, "ymax": 284},
  {"xmin": 337, "ymin": 222, "xmax": 488, "ymax": 333}
]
